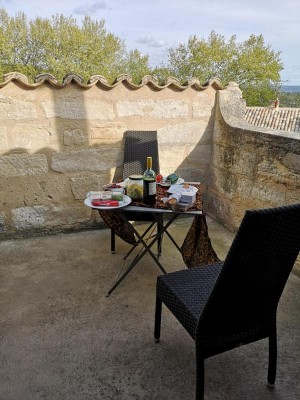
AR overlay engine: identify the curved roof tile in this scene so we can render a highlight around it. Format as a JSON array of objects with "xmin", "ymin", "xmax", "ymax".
[{"xmin": 0, "ymin": 72, "xmax": 224, "ymax": 91}]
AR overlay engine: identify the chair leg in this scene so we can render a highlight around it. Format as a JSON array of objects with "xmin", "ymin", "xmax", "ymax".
[
  {"xmin": 268, "ymin": 327, "xmax": 277, "ymax": 387},
  {"xmin": 154, "ymin": 296, "xmax": 162, "ymax": 342},
  {"xmin": 195, "ymin": 355, "xmax": 205, "ymax": 400},
  {"xmin": 111, "ymin": 229, "xmax": 116, "ymax": 254}
]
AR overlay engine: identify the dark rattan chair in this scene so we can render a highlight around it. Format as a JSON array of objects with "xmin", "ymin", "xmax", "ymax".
[
  {"xmin": 154, "ymin": 203, "xmax": 300, "ymax": 399},
  {"xmin": 110, "ymin": 130, "xmax": 161, "ymax": 253}
]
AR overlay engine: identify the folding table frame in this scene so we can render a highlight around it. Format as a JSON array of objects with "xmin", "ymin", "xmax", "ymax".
[{"xmin": 104, "ymin": 206, "xmax": 203, "ymax": 296}]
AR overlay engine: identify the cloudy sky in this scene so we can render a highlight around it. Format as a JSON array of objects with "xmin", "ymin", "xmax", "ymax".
[{"xmin": 1, "ymin": 0, "xmax": 299, "ymax": 85}]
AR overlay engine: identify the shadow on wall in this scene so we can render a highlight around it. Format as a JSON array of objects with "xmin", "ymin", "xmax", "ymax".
[
  {"xmin": 111, "ymin": 131, "xmax": 159, "ymax": 182},
  {"xmin": 50, "ymin": 78, "xmax": 90, "ymax": 202},
  {"xmin": 0, "ymin": 75, "xmax": 113, "ymax": 237},
  {"xmin": 168, "ymin": 100, "xmax": 217, "ymax": 211},
  {"xmin": 0, "ymin": 73, "xmax": 221, "ymax": 238}
]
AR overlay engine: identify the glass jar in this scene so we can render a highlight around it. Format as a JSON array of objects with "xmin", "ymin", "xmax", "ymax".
[{"xmin": 127, "ymin": 175, "xmax": 144, "ymax": 200}]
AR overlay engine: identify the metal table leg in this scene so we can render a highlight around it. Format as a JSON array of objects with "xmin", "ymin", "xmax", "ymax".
[{"xmin": 106, "ymin": 212, "xmax": 180, "ymax": 296}]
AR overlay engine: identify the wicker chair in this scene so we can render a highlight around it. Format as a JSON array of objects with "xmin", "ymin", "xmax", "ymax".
[
  {"xmin": 154, "ymin": 203, "xmax": 300, "ymax": 399},
  {"xmin": 110, "ymin": 130, "xmax": 161, "ymax": 253}
]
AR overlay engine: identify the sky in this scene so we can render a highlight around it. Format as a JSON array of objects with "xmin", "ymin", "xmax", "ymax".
[{"xmin": 1, "ymin": 0, "xmax": 300, "ymax": 85}]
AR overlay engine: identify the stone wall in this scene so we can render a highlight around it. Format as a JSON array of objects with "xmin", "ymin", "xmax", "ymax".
[
  {"xmin": 0, "ymin": 74, "xmax": 219, "ymax": 238},
  {"xmin": 207, "ymin": 83, "xmax": 300, "ymax": 230},
  {"xmin": 1, "ymin": 74, "xmax": 299, "ymax": 273},
  {"xmin": 208, "ymin": 84, "xmax": 300, "ymax": 273}
]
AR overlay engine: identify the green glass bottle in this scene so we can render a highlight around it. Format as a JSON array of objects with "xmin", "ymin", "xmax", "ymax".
[{"xmin": 143, "ymin": 156, "xmax": 156, "ymax": 206}]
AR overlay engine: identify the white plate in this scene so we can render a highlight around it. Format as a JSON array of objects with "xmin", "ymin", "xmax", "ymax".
[
  {"xmin": 157, "ymin": 181, "xmax": 171, "ymax": 187},
  {"xmin": 167, "ymin": 184, "xmax": 198, "ymax": 194},
  {"xmin": 157, "ymin": 177, "xmax": 184, "ymax": 186},
  {"xmin": 84, "ymin": 195, "xmax": 131, "ymax": 210}
]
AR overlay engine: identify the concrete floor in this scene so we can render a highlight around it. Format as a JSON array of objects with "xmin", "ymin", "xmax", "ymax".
[{"xmin": 0, "ymin": 216, "xmax": 299, "ymax": 400}]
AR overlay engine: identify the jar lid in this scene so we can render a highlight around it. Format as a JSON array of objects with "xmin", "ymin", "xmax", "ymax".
[{"xmin": 129, "ymin": 174, "xmax": 143, "ymax": 180}]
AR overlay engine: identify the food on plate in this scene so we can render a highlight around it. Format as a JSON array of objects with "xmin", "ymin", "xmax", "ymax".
[
  {"xmin": 166, "ymin": 198, "xmax": 177, "ymax": 205},
  {"xmin": 91, "ymin": 200, "xmax": 120, "ymax": 207},
  {"xmin": 89, "ymin": 191, "xmax": 124, "ymax": 201},
  {"xmin": 110, "ymin": 193, "xmax": 123, "ymax": 201},
  {"xmin": 102, "ymin": 183, "xmax": 122, "ymax": 189},
  {"xmin": 89, "ymin": 191, "xmax": 111, "ymax": 200}
]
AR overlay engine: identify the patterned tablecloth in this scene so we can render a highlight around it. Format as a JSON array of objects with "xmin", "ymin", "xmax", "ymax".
[{"xmin": 98, "ymin": 184, "xmax": 219, "ymax": 268}]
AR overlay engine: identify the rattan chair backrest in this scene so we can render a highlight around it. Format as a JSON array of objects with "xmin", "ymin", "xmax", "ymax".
[
  {"xmin": 199, "ymin": 203, "xmax": 300, "ymax": 342},
  {"xmin": 122, "ymin": 131, "xmax": 159, "ymax": 180}
]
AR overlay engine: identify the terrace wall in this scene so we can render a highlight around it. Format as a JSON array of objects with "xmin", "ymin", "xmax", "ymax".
[
  {"xmin": 0, "ymin": 74, "xmax": 299, "ymax": 276},
  {"xmin": 0, "ymin": 74, "xmax": 219, "ymax": 238},
  {"xmin": 208, "ymin": 84, "xmax": 300, "ymax": 232}
]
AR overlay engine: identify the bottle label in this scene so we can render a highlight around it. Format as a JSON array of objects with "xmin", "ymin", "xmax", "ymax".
[{"xmin": 148, "ymin": 181, "xmax": 156, "ymax": 196}]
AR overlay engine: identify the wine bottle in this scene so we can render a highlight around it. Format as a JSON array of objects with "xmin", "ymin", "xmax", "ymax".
[{"xmin": 143, "ymin": 156, "xmax": 156, "ymax": 206}]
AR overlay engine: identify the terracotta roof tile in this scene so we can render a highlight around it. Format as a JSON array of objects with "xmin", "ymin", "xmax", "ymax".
[
  {"xmin": 245, "ymin": 107, "xmax": 300, "ymax": 133},
  {"xmin": 0, "ymin": 72, "xmax": 224, "ymax": 91}
]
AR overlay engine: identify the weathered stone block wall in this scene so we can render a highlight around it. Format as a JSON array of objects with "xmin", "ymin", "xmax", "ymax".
[
  {"xmin": 208, "ymin": 84, "xmax": 300, "ymax": 230},
  {"xmin": 207, "ymin": 84, "xmax": 300, "ymax": 273},
  {"xmin": 0, "ymin": 75, "xmax": 218, "ymax": 238}
]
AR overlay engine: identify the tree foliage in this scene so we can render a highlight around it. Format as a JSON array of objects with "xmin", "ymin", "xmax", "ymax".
[
  {"xmin": 278, "ymin": 91, "xmax": 300, "ymax": 108},
  {"xmin": 160, "ymin": 31, "xmax": 283, "ymax": 106},
  {"xmin": 0, "ymin": 9, "xmax": 286, "ymax": 106},
  {"xmin": 122, "ymin": 49, "xmax": 150, "ymax": 83},
  {"xmin": 0, "ymin": 8, "xmax": 151, "ymax": 83}
]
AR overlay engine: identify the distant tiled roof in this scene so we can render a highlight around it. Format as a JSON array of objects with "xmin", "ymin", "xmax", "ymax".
[{"xmin": 245, "ymin": 107, "xmax": 300, "ymax": 133}]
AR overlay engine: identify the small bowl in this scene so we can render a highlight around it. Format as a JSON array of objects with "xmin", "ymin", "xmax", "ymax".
[{"xmin": 158, "ymin": 179, "xmax": 171, "ymax": 188}]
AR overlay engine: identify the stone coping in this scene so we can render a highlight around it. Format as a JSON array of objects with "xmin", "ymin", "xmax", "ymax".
[{"xmin": 0, "ymin": 72, "xmax": 224, "ymax": 91}]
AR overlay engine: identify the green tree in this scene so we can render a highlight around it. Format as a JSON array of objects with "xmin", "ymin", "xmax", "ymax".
[
  {"xmin": 162, "ymin": 31, "xmax": 283, "ymax": 106},
  {"xmin": 122, "ymin": 49, "xmax": 151, "ymax": 83},
  {"xmin": 278, "ymin": 91, "xmax": 300, "ymax": 108},
  {"xmin": 151, "ymin": 66, "xmax": 173, "ymax": 85},
  {"xmin": 0, "ymin": 9, "xmax": 35, "ymax": 76},
  {"xmin": 29, "ymin": 14, "xmax": 127, "ymax": 82},
  {"xmin": 0, "ymin": 8, "xmax": 150, "ymax": 83}
]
